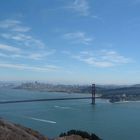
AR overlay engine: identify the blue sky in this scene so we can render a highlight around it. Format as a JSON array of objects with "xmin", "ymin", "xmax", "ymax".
[{"xmin": 0, "ymin": 0, "xmax": 140, "ymax": 84}]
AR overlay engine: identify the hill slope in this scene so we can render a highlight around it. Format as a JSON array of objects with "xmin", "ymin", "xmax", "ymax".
[{"xmin": 0, "ymin": 119, "xmax": 47, "ymax": 140}]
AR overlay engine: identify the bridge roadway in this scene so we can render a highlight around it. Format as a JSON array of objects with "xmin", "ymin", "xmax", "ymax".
[{"xmin": 0, "ymin": 97, "xmax": 98, "ymax": 104}]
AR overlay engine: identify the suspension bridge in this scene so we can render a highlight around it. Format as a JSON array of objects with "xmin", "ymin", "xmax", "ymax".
[{"xmin": 0, "ymin": 84, "xmax": 96, "ymax": 105}]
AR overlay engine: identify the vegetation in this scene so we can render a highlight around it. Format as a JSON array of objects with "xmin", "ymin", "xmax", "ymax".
[
  {"xmin": 100, "ymin": 86, "xmax": 140, "ymax": 102},
  {"xmin": 59, "ymin": 130, "xmax": 101, "ymax": 140}
]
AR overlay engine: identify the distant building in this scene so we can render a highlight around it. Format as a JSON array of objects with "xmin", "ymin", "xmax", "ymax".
[{"xmin": 122, "ymin": 94, "xmax": 126, "ymax": 101}]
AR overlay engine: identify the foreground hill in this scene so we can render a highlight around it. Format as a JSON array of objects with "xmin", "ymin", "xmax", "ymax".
[
  {"xmin": 0, "ymin": 119, "xmax": 101, "ymax": 140},
  {"xmin": 0, "ymin": 119, "xmax": 47, "ymax": 140}
]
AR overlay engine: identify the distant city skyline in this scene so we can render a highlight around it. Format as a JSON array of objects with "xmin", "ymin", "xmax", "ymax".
[{"xmin": 0, "ymin": 0, "xmax": 140, "ymax": 84}]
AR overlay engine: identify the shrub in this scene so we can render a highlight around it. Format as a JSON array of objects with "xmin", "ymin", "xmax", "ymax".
[{"xmin": 59, "ymin": 129, "xmax": 101, "ymax": 140}]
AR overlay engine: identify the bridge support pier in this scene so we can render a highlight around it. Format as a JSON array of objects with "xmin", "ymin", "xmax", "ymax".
[{"xmin": 92, "ymin": 84, "xmax": 96, "ymax": 105}]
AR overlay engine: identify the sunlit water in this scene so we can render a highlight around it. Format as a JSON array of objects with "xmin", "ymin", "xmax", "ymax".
[{"xmin": 0, "ymin": 88, "xmax": 140, "ymax": 140}]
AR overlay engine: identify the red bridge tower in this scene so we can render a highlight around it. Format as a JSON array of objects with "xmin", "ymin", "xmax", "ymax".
[{"xmin": 92, "ymin": 84, "xmax": 96, "ymax": 104}]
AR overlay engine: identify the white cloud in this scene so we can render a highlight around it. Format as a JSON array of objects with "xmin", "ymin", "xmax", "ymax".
[
  {"xmin": 91, "ymin": 15, "xmax": 104, "ymax": 22},
  {"xmin": 11, "ymin": 26, "xmax": 30, "ymax": 32},
  {"xmin": 0, "ymin": 51, "xmax": 55, "ymax": 61},
  {"xmin": 0, "ymin": 44, "xmax": 21, "ymax": 53},
  {"xmin": 1, "ymin": 33, "xmax": 45, "ymax": 48},
  {"xmin": 63, "ymin": 31, "xmax": 93, "ymax": 45},
  {"xmin": 101, "ymin": 50, "xmax": 131, "ymax": 64},
  {"xmin": 72, "ymin": 50, "xmax": 132, "ymax": 68},
  {"xmin": 74, "ymin": 55, "xmax": 114, "ymax": 67},
  {"xmin": 0, "ymin": 63, "xmax": 60, "ymax": 72},
  {"xmin": 67, "ymin": 0, "xmax": 90, "ymax": 16},
  {"xmin": 28, "ymin": 53, "xmax": 44, "ymax": 60},
  {"xmin": 0, "ymin": 19, "xmax": 30, "ymax": 32},
  {"xmin": 0, "ymin": 19, "xmax": 21, "ymax": 28},
  {"xmin": 27, "ymin": 51, "xmax": 55, "ymax": 60},
  {"xmin": 0, "ymin": 19, "xmax": 47, "ymax": 50},
  {"xmin": 0, "ymin": 19, "xmax": 55, "ymax": 68},
  {"xmin": 1, "ymin": 33, "xmax": 31, "ymax": 41}
]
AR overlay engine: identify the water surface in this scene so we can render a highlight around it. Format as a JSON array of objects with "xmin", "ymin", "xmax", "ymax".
[{"xmin": 0, "ymin": 88, "xmax": 139, "ymax": 140}]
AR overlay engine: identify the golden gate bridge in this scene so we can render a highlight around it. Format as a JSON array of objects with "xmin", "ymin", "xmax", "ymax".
[{"xmin": 0, "ymin": 84, "xmax": 96, "ymax": 105}]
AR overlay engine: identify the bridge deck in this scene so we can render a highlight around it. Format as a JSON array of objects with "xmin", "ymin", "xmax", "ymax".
[{"xmin": 0, "ymin": 97, "xmax": 94, "ymax": 104}]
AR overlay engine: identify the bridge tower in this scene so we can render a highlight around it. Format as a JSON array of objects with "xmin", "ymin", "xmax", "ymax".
[{"xmin": 92, "ymin": 84, "xmax": 96, "ymax": 105}]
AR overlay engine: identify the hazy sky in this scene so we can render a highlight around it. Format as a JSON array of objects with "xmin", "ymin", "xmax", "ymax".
[{"xmin": 0, "ymin": 0, "xmax": 140, "ymax": 84}]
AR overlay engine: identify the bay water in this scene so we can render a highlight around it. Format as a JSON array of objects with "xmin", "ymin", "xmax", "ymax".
[{"xmin": 0, "ymin": 88, "xmax": 140, "ymax": 140}]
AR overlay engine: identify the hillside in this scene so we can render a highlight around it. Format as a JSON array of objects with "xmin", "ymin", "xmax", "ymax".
[
  {"xmin": 0, "ymin": 119, "xmax": 101, "ymax": 140},
  {"xmin": 0, "ymin": 119, "xmax": 47, "ymax": 140}
]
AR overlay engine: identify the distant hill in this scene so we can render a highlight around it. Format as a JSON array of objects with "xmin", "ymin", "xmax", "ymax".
[
  {"xmin": 99, "ymin": 86, "xmax": 140, "ymax": 102},
  {"xmin": 100, "ymin": 86, "xmax": 140, "ymax": 95},
  {"xmin": 14, "ymin": 82, "xmax": 140, "ymax": 95},
  {"xmin": 13, "ymin": 82, "xmax": 140, "ymax": 102},
  {"xmin": 14, "ymin": 82, "xmax": 93, "ymax": 93}
]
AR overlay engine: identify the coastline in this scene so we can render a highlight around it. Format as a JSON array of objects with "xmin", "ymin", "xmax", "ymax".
[{"xmin": 112, "ymin": 100, "xmax": 140, "ymax": 104}]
